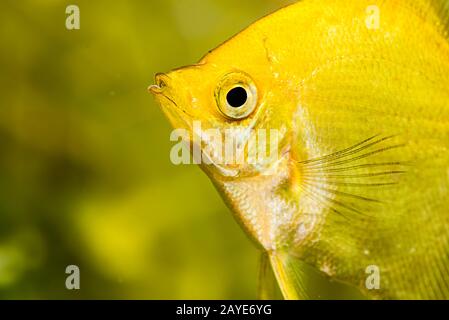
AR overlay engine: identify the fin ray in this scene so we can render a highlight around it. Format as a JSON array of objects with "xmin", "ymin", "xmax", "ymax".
[
  {"xmin": 258, "ymin": 252, "xmax": 283, "ymax": 300},
  {"xmin": 268, "ymin": 252, "xmax": 309, "ymax": 300}
]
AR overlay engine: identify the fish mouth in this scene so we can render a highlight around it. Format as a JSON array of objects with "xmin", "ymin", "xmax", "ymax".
[
  {"xmin": 149, "ymin": 73, "xmax": 195, "ymax": 116},
  {"xmin": 149, "ymin": 72, "xmax": 192, "ymax": 128},
  {"xmin": 148, "ymin": 73, "xmax": 176, "ymax": 104},
  {"xmin": 151, "ymin": 90, "xmax": 179, "ymax": 109}
]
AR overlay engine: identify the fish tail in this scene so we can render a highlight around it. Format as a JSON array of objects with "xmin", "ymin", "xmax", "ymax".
[{"xmin": 267, "ymin": 251, "xmax": 310, "ymax": 300}]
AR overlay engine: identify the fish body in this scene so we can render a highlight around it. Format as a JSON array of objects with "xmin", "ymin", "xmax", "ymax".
[{"xmin": 150, "ymin": 0, "xmax": 449, "ymax": 299}]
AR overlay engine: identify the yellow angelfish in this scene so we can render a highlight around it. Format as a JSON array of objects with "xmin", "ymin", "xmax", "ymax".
[{"xmin": 149, "ymin": 0, "xmax": 449, "ymax": 299}]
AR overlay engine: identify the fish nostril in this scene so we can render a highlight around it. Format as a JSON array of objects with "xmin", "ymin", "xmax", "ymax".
[
  {"xmin": 156, "ymin": 73, "xmax": 169, "ymax": 88},
  {"xmin": 157, "ymin": 79, "xmax": 166, "ymax": 89}
]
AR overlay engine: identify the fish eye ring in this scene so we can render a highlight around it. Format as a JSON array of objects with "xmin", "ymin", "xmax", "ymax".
[{"xmin": 215, "ymin": 72, "xmax": 258, "ymax": 120}]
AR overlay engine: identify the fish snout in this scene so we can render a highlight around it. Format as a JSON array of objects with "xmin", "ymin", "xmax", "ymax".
[
  {"xmin": 148, "ymin": 73, "xmax": 171, "ymax": 95},
  {"xmin": 148, "ymin": 72, "xmax": 181, "ymax": 111}
]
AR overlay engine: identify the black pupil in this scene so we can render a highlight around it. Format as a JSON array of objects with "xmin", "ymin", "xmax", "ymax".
[{"xmin": 226, "ymin": 87, "xmax": 248, "ymax": 108}]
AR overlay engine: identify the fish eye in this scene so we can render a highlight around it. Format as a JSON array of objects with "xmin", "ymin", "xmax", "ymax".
[
  {"xmin": 226, "ymin": 86, "xmax": 248, "ymax": 108},
  {"xmin": 215, "ymin": 72, "xmax": 258, "ymax": 120}
]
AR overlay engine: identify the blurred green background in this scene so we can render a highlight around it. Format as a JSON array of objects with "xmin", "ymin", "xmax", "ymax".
[{"xmin": 0, "ymin": 0, "xmax": 362, "ymax": 299}]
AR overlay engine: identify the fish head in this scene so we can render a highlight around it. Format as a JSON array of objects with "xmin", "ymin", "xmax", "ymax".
[{"xmin": 149, "ymin": 35, "xmax": 295, "ymax": 180}]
